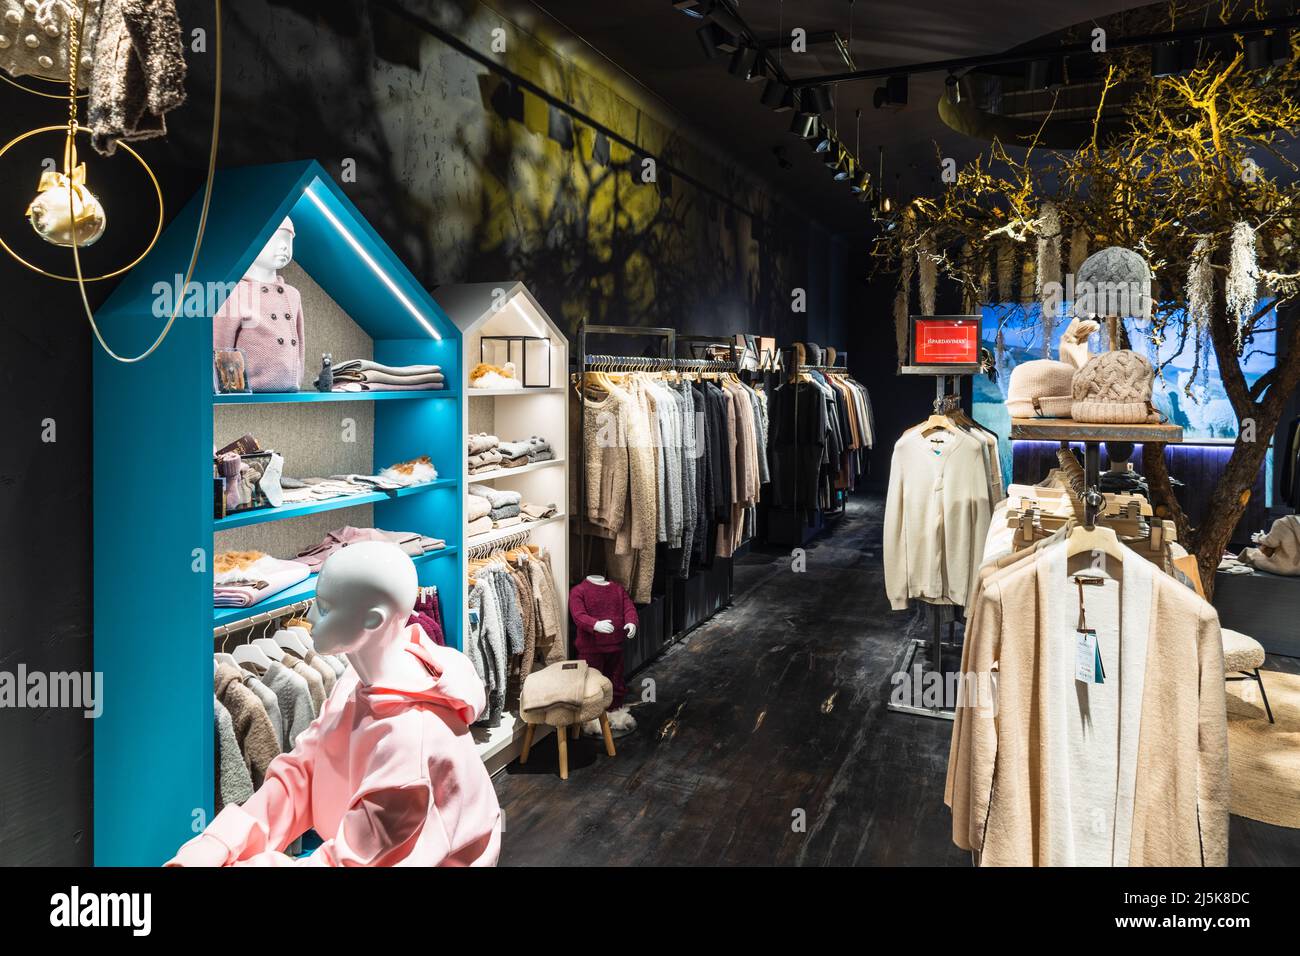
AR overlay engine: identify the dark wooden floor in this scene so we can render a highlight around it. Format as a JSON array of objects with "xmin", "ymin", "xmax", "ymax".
[{"xmin": 494, "ymin": 495, "xmax": 1300, "ymax": 866}]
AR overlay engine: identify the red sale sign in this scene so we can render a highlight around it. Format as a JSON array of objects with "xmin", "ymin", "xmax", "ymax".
[{"xmin": 912, "ymin": 317, "xmax": 980, "ymax": 365}]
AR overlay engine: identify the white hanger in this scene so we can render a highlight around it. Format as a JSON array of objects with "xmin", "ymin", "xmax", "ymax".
[
  {"xmin": 233, "ymin": 642, "xmax": 275, "ymax": 669},
  {"xmin": 286, "ymin": 625, "xmax": 314, "ymax": 652},
  {"xmin": 273, "ymin": 627, "xmax": 309, "ymax": 657},
  {"xmin": 252, "ymin": 637, "xmax": 286, "ymax": 662}
]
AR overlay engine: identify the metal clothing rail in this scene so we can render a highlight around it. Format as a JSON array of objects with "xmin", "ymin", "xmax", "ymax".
[
  {"xmin": 466, "ymin": 529, "xmax": 534, "ymax": 560},
  {"xmin": 212, "ymin": 596, "xmax": 315, "ymax": 639}
]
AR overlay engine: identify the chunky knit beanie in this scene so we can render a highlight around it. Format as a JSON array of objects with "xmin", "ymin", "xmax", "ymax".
[
  {"xmin": 1071, "ymin": 350, "xmax": 1158, "ymax": 423},
  {"xmin": 1007, "ymin": 360, "xmax": 1075, "ymax": 418}
]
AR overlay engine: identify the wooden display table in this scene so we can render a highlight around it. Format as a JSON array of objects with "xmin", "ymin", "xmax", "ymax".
[{"xmin": 1009, "ymin": 418, "xmax": 1184, "ymax": 444}]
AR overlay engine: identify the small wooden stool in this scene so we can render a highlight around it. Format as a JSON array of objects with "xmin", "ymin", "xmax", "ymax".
[{"xmin": 518, "ymin": 666, "xmax": 616, "ymax": 779}]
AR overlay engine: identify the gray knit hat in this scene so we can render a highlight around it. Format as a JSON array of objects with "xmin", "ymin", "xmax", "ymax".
[{"xmin": 1071, "ymin": 350, "xmax": 1159, "ymax": 423}]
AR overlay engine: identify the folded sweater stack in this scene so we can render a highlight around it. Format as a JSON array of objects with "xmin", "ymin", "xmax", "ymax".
[
  {"xmin": 321, "ymin": 359, "xmax": 445, "ymax": 392},
  {"xmin": 522, "ymin": 435, "xmax": 554, "ymax": 463},
  {"xmin": 469, "ymin": 483, "xmax": 522, "ymax": 525},
  {"xmin": 468, "ymin": 433, "xmax": 502, "ymax": 474},
  {"xmin": 496, "ymin": 440, "xmax": 531, "ymax": 469}
]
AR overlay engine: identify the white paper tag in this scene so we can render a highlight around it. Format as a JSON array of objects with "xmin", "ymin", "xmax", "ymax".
[{"xmin": 1075, "ymin": 631, "xmax": 1098, "ymax": 684}]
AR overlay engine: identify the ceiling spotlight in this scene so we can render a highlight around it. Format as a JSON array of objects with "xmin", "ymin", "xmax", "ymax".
[
  {"xmin": 873, "ymin": 75, "xmax": 907, "ymax": 109},
  {"xmin": 813, "ymin": 130, "xmax": 835, "ymax": 154},
  {"xmin": 696, "ymin": 23, "xmax": 736, "ymax": 59},
  {"xmin": 1270, "ymin": 28, "xmax": 1294, "ymax": 64},
  {"xmin": 706, "ymin": 3, "xmax": 746, "ymax": 38},
  {"xmin": 1025, "ymin": 56, "xmax": 1064, "ymax": 90},
  {"xmin": 823, "ymin": 143, "xmax": 844, "ymax": 169},
  {"xmin": 850, "ymin": 167, "xmax": 871, "ymax": 194},
  {"xmin": 762, "ymin": 78, "xmax": 794, "ymax": 111},
  {"xmin": 833, "ymin": 155, "xmax": 854, "ymax": 182},
  {"xmin": 789, "ymin": 112, "xmax": 818, "ymax": 138},
  {"xmin": 804, "ymin": 84, "xmax": 834, "ymax": 115},
  {"xmin": 1245, "ymin": 33, "xmax": 1268, "ymax": 71},
  {"xmin": 672, "ymin": 0, "xmax": 706, "ymax": 16},
  {"xmin": 945, "ymin": 73, "xmax": 961, "ymax": 105},
  {"xmin": 1151, "ymin": 41, "xmax": 1183, "ymax": 77},
  {"xmin": 729, "ymin": 45, "xmax": 764, "ymax": 82}
]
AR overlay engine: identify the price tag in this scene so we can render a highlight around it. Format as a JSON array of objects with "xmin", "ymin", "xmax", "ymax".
[{"xmin": 1075, "ymin": 630, "xmax": 1098, "ymax": 684}]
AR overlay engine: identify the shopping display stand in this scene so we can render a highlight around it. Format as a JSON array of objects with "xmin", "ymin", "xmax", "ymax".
[
  {"xmin": 1009, "ymin": 418, "xmax": 1184, "ymax": 526},
  {"xmin": 886, "ymin": 365, "xmax": 981, "ymax": 720},
  {"xmin": 92, "ymin": 161, "xmax": 463, "ymax": 865},
  {"xmin": 432, "ymin": 282, "xmax": 569, "ymax": 774}
]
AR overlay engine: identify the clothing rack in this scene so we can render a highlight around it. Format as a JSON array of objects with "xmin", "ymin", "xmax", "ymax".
[
  {"xmin": 212, "ymin": 596, "xmax": 315, "ymax": 640},
  {"xmin": 466, "ymin": 529, "xmax": 534, "ymax": 560},
  {"xmin": 885, "ymin": 366, "xmax": 979, "ymax": 722}
]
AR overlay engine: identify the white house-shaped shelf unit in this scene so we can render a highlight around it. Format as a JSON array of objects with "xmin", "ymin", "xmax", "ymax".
[{"xmin": 432, "ymin": 282, "xmax": 569, "ymax": 769}]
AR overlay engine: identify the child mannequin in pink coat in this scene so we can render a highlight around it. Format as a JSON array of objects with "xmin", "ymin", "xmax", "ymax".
[{"xmin": 169, "ymin": 543, "xmax": 501, "ymax": 867}]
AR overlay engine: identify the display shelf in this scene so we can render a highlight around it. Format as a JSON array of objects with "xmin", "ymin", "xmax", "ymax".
[
  {"xmin": 900, "ymin": 363, "xmax": 982, "ymax": 376},
  {"xmin": 434, "ymin": 281, "xmax": 570, "ymax": 775},
  {"xmin": 467, "ymin": 385, "xmax": 566, "ymax": 396},
  {"xmin": 466, "ymin": 458, "xmax": 565, "ymax": 482},
  {"xmin": 214, "ymin": 390, "xmax": 455, "ymax": 404},
  {"xmin": 1009, "ymin": 417, "xmax": 1184, "ymax": 443},
  {"xmin": 214, "ymin": 478, "xmax": 457, "ymax": 530},
  {"xmin": 93, "ymin": 160, "xmax": 464, "ymax": 866},
  {"xmin": 212, "ymin": 548, "xmax": 459, "ymax": 627},
  {"xmin": 466, "ymin": 512, "xmax": 566, "ymax": 550}
]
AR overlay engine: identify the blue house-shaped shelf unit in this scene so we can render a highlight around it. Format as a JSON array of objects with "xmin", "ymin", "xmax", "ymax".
[{"xmin": 92, "ymin": 160, "xmax": 463, "ymax": 866}]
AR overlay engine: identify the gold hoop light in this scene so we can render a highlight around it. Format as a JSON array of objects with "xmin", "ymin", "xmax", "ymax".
[{"xmin": 0, "ymin": 124, "xmax": 163, "ymax": 282}]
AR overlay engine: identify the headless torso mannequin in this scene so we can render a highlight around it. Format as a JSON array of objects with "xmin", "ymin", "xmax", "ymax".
[
  {"xmin": 170, "ymin": 542, "xmax": 501, "ymax": 867},
  {"xmin": 572, "ymin": 575, "xmax": 638, "ymax": 737}
]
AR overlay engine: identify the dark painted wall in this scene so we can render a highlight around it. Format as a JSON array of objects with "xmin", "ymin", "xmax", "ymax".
[{"xmin": 0, "ymin": 0, "xmax": 853, "ymax": 865}]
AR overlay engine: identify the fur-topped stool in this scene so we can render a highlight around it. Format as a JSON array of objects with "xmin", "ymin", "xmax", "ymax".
[{"xmin": 518, "ymin": 660, "xmax": 616, "ymax": 779}]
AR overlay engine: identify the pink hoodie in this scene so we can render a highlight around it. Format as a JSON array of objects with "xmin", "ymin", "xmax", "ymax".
[{"xmin": 173, "ymin": 626, "xmax": 501, "ymax": 866}]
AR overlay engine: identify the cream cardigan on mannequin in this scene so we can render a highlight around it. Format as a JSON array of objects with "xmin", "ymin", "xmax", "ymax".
[{"xmin": 946, "ymin": 539, "xmax": 1229, "ymax": 866}]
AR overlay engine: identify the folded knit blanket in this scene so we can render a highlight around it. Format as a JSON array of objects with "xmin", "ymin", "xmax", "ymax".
[
  {"xmin": 467, "ymin": 433, "xmax": 499, "ymax": 455},
  {"xmin": 520, "ymin": 435, "xmax": 552, "ymax": 453},
  {"xmin": 527, "ymin": 448, "xmax": 555, "ymax": 463},
  {"xmin": 492, "ymin": 515, "xmax": 523, "ymax": 529},
  {"xmin": 469, "ymin": 483, "xmax": 521, "ymax": 508},
  {"xmin": 330, "ymin": 380, "xmax": 445, "ymax": 392},
  {"xmin": 467, "ymin": 514, "xmax": 493, "ymax": 537},
  {"xmin": 334, "ymin": 369, "xmax": 444, "ymax": 386},
  {"xmin": 467, "ymin": 494, "xmax": 491, "ymax": 521},
  {"xmin": 520, "ymin": 502, "xmax": 558, "ymax": 520},
  {"xmin": 500, "ymin": 457, "xmax": 529, "ymax": 469},
  {"xmin": 489, "ymin": 503, "xmax": 520, "ymax": 521},
  {"xmin": 520, "ymin": 660, "xmax": 589, "ymax": 714},
  {"xmin": 333, "ymin": 359, "xmax": 442, "ymax": 377}
]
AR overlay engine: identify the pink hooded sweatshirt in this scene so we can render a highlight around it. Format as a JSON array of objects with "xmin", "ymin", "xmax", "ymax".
[{"xmin": 172, "ymin": 625, "xmax": 501, "ymax": 866}]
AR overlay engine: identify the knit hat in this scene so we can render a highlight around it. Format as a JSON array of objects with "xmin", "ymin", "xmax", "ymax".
[
  {"xmin": 1007, "ymin": 360, "xmax": 1075, "ymax": 418},
  {"xmin": 1071, "ymin": 350, "xmax": 1159, "ymax": 423}
]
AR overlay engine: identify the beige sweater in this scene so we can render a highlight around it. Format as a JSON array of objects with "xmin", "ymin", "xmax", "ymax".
[
  {"xmin": 945, "ymin": 539, "xmax": 1229, "ymax": 866},
  {"xmin": 884, "ymin": 428, "xmax": 992, "ymax": 610}
]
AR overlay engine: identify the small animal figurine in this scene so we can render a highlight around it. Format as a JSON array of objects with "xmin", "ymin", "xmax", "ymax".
[{"xmin": 316, "ymin": 352, "xmax": 334, "ymax": 392}]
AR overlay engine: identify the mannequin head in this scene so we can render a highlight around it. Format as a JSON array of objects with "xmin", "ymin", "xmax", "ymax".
[
  {"xmin": 309, "ymin": 542, "xmax": 417, "ymax": 662},
  {"xmin": 246, "ymin": 217, "xmax": 295, "ymax": 281}
]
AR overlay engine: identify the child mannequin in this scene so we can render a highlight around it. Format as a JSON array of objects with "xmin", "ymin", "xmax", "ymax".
[{"xmin": 569, "ymin": 575, "xmax": 638, "ymax": 735}]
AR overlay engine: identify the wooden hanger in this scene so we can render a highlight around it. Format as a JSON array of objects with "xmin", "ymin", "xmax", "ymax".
[{"xmin": 1065, "ymin": 522, "xmax": 1124, "ymax": 563}]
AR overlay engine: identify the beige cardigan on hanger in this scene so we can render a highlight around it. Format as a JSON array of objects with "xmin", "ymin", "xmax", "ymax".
[{"xmin": 945, "ymin": 540, "xmax": 1229, "ymax": 866}]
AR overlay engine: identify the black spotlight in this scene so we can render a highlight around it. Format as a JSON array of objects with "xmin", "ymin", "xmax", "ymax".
[
  {"xmin": 873, "ymin": 75, "xmax": 908, "ymax": 108},
  {"xmin": 823, "ymin": 143, "xmax": 843, "ymax": 169},
  {"xmin": 1269, "ymin": 28, "xmax": 1293, "ymax": 65},
  {"xmin": 804, "ymin": 84, "xmax": 834, "ymax": 114},
  {"xmin": 851, "ymin": 166, "xmax": 871, "ymax": 194},
  {"xmin": 812, "ymin": 129, "xmax": 835, "ymax": 154},
  {"xmin": 833, "ymin": 154, "xmax": 854, "ymax": 183},
  {"xmin": 706, "ymin": 3, "xmax": 746, "ymax": 38},
  {"xmin": 696, "ymin": 23, "xmax": 735, "ymax": 58},
  {"xmin": 789, "ymin": 112, "xmax": 818, "ymax": 138},
  {"xmin": 945, "ymin": 73, "xmax": 961, "ymax": 105},
  {"xmin": 672, "ymin": 0, "xmax": 705, "ymax": 14},
  {"xmin": 729, "ymin": 45, "xmax": 764, "ymax": 81},
  {"xmin": 1245, "ymin": 32, "xmax": 1271, "ymax": 71},
  {"xmin": 1151, "ymin": 41, "xmax": 1183, "ymax": 77},
  {"xmin": 762, "ymin": 77, "xmax": 793, "ymax": 110}
]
